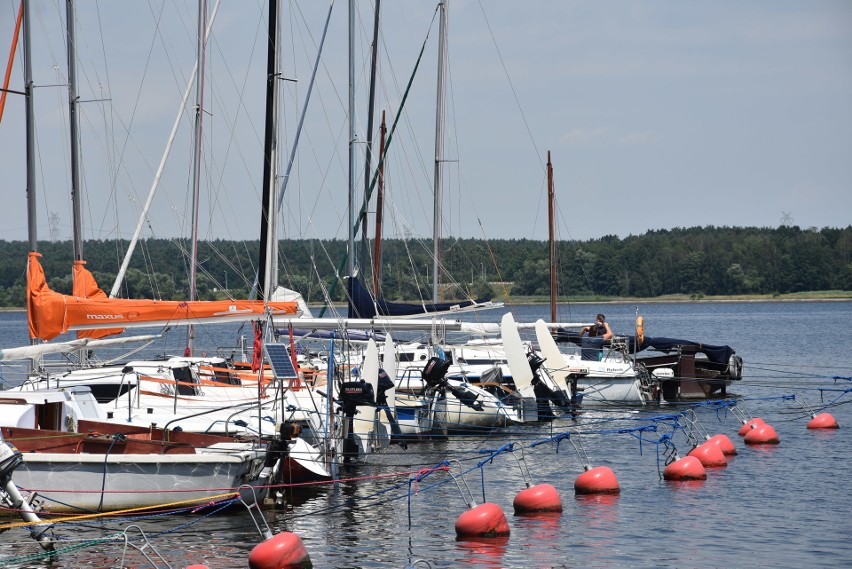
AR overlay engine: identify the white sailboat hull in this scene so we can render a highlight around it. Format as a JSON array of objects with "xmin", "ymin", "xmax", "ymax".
[{"xmin": 12, "ymin": 444, "xmax": 267, "ymax": 513}]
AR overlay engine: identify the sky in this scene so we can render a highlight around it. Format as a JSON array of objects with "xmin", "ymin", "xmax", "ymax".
[{"xmin": 1, "ymin": 0, "xmax": 850, "ymax": 248}]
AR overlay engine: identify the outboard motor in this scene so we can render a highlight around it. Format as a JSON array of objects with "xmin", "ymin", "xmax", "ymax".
[
  {"xmin": 340, "ymin": 379, "xmax": 376, "ymax": 416},
  {"xmin": 422, "ymin": 356, "xmax": 452, "ymax": 389},
  {"xmin": 527, "ymin": 351, "xmax": 572, "ymax": 420},
  {"xmin": 339, "ymin": 379, "xmax": 376, "ymax": 461},
  {"xmin": 727, "ymin": 354, "xmax": 744, "ymax": 381},
  {"xmin": 264, "ymin": 421, "xmax": 301, "ymax": 468},
  {"xmin": 376, "ymin": 369, "xmax": 406, "ymax": 448},
  {"xmin": 421, "ymin": 356, "xmax": 482, "ymax": 411},
  {"xmin": 376, "ymin": 369, "xmax": 395, "ymax": 404},
  {"xmin": 0, "ymin": 437, "xmax": 55, "ymax": 552}
]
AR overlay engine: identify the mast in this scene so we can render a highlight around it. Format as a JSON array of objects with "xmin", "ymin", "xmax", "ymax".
[
  {"xmin": 67, "ymin": 0, "xmax": 83, "ymax": 262},
  {"xmin": 110, "ymin": 1, "xmax": 222, "ymax": 298},
  {"xmin": 23, "ymin": 0, "xmax": 36, "ymax": 254},
  {"xmin": 23, "ymin": 0, "xmax": 36, "ymax": 354},
  {"xmin": 187, "ymin": 0, "xmax": 208, "ymax": 355},
  {"xmin": 361, "ymin": 0, "xmax": 381, "ymax": 283},
  {"xmin": 547, "ymin": 151, "xmax": 556, "ymax": 322},
  {"xmin": 372, "ymin": 110, "xmax": 387, "ymax": 295},
  {"xmin": 432, "ymin": 0, "xmax": 448, "ymax": 303},
  {"xmin": 257, "ymin": 0, "xmax": 280, "ymax": 301},
  {"xmin": 347, "ymin": 0, "xmax": 356, "ymax": 279}
]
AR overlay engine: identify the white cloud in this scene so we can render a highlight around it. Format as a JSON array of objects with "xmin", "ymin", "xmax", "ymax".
[
  {"xmin": 617, "ymin": 131, "xmax": 658, "ymax": 145},
  {"xmin": 560, "ymin": 127, "xmax": 609, "ymax": 147}
]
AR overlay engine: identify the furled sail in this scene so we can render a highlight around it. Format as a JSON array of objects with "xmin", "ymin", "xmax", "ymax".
[
  {"xmin": 73, "ymin": 259, "xmax": 125, "ymax": 340},
  {"xmin": 27, "ymin": 252, "xmax": 300, "ymax": 341},
  {"xmin": 347, "ymin": 274, "xmax": 498, "ymax": 319}
]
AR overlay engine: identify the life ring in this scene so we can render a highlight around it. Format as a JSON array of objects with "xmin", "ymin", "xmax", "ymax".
[{"xmin": 636, "ymin": 316, "xmax": 645, "ymax": 344}]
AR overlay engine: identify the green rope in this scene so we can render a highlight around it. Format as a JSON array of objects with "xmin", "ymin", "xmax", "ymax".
[{"xmin": 0, "ymin": 532, "xmax": 124, "ymax": 565}]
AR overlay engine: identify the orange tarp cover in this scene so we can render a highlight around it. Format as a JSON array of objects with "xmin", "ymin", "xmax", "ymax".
[
  {"xmin": 73, "ymin": 260, "xmax": 125, "ymax": 340},
  {"xmin": 27, "ymin": 252, "xmax": 299, "ymax": 341}
]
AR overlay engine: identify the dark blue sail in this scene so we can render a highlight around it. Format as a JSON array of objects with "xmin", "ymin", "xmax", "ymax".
[{"xmin": 347, "ymin": 275, "xmax": 490, "ymax": 319}]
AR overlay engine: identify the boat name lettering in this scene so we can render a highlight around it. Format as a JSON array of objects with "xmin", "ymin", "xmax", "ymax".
[{"xmin": 86, "ymin": 314, "xmax": 124, "ymax": 320}]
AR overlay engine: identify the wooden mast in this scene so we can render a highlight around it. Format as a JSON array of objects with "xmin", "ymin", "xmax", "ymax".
[
  {"xmin": 372, "ymin": 110, "xmax": 387, "ymax": 295},
  {"xmin": 362, "ymin": 0, "xmax": 381, "ymax": 280},
  {"xmin": 547, "ymin": 150, "xmax": 556, "ymax": 323}
]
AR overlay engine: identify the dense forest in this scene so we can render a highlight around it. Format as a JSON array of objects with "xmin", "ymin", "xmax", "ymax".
[{"xmin": 1, "ymin": 225, "xmax": 850, "ymax": 308}]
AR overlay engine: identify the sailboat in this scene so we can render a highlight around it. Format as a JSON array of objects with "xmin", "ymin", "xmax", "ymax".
[
  {"xmin": 537, "ymin": 152, "xmax": 741, "ymax": 404},
  {"xmin": 0, "ymin": 386, "xmax": 273, "ymax": 514},
  {"xmin": 4, "ymin": 4, "xmax": 336, "ymax": 512},
  {"xmin": 0, "ymin": 2, "xmax": 290, "ymax": 518}
]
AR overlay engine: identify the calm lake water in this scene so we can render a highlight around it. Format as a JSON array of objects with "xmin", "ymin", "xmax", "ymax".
[{"xmin": 1, "ymin": 301, "xmax": 851, "ymax": 568}]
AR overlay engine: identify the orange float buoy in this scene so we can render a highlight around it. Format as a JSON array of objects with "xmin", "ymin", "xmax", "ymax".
[
  {"xmin": 807, "ymin": 412, "xmax": 839, "ymax": 429},
  {"xmin": 738, "ymin": 417, "xmax": 765, "ymax": 436},
  {"xmin": 743, "ymin": 423, "xmax": 780, "ymax": 445},
  {"xmin": 688, "ymin": 442, "xmax": 728, "ymax": 468},
  {"xmin": 249, "ymin": 532, "xmax": 312, "ymax": 569},
  {"xmin": 513, "ymin": 483, "xmax": 563, "ymax": 514},
  {"xmin": 663, "ymin": 456, "xmax": 707, "ymax": 481},
  {"xmin": 574, "ymin": 465, "xmax": 620, "ymax": 495},
  {"xmin": 707, "ymin": 434, "xmax": 737, "ymax": 456},
  {"xmin": 455, "ymin": 502, "xmax": 511, "ymax": 539}
]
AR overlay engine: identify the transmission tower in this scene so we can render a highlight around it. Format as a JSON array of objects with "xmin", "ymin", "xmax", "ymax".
[{"xmin": 48, "ymin": 212, "xmax": 61, "ymax": 241}]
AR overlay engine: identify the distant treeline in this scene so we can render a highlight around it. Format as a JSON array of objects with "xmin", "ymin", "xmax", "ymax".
[{"xmin": 1, "ymin": 225, "xmax": 849, "ymax": 307}]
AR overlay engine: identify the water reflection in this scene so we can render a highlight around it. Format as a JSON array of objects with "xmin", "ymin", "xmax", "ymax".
[{"xmin": 455, "ymin": 535, "xmax": 510, "ymax": 566}]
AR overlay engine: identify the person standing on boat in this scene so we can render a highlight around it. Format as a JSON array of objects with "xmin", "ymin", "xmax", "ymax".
[
  {"xmin": 579, "ymin": 314, "xmax": 613, "ymax": 361},
  {"xmin": 580, "ymin": 314, "xmax": 613, "ymax": 340}
]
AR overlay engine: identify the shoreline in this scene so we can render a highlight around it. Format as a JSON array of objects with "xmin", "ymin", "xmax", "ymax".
[{"xmin": 2, "ymin": 293, "xmax": 849, "ymax": 313}]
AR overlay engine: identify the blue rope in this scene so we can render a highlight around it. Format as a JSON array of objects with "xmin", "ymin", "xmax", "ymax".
[{"xmin": 408, "ymin": 461, "xmax": 451, "ymax": 529}]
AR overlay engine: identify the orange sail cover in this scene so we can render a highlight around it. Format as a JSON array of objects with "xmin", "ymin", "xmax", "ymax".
[
  {"xmin": 27, "ymin": 252, "xmax": 300, "ymax": 341},
  {"xmin": 73, "ymin": 259, "xmax": 125, "ymax": 340}
]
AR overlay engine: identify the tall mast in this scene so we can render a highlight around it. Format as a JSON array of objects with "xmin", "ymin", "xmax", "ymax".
[
  {"xmin": 67, "ymin": 0, "xmax": 83, "ymax": 262},
  {"xmin": 547, "ymin": 151, "xmax": 556, "ymax": 322},
  {"xmin": 109, "ymin": 2, "xmax": 222, "ymax": 298},
  {"xmin": 187, "ymin": 0, "xmax": 208, "ymax": 355},
  {"xmin": 23, "ymin": 0, "xmax": 36, "ymax": 354},
  {"xmin": 23, "ymin": 0, "xmax": 36, "ymax": 254},
  {"xmin": 432, "ymin": 0, "xmax": 448, "ymax": 303},
  {"xmin": 372, "ymin": 110, "xmax": 387, "ymax": 295},
  {"xmin": 347, "ymin": 0, "xmax": 356, "ymax": 279},
  {"xmin": 361, "ymin": 0, "xmax": 381, "ymax": 283},
  {"xmin": 257, "ymin": 0, "xmax": 280, "ymax": 301}
]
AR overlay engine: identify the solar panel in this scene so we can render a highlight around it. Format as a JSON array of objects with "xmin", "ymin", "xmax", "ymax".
[{"xmin": 264, "ymin": 343, "xmax": 298, "ymax": 380}]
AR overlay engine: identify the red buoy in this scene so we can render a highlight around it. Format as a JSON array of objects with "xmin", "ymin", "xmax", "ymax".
[
  {"xmin": 743, "ymin": 423, "xmax": 780, "ymax": 445},
  {"xmin": 738, "ymin": 417, "xmax": 765, "ymax": 436},
  {"xmin": 663, "ymin": 456, "xmax": 707, "ymax": 481},
  {"xmin": 513, "ymin": 483, "xmax": 563, "ymax": 514},
  {"xmin": 455, "ymin": 502, "xmax": 511, "ymax": 539},
  {"xmin": 249, "ymin": 532, "xmax": 312, "ymax": 569},
  {"xmin": 706, "ymin": 434, "xmax": 737, "ymax": 456},
  {"xmin": 807, "ymin": 412, "xmax": 839, "ymax": 429},
  {"xmin": 688, "ymin": 442, "xmax": 728, "ymax": 468},
  {"xmin": 574, "ymin": 466, "xmax": 620, "ymax": 495}
]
